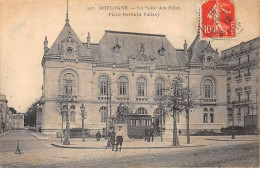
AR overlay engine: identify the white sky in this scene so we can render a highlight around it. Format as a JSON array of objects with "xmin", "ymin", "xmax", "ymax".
[{"xmin": 0, "ymin": 0, "xmax": 259, "ymax": 112}]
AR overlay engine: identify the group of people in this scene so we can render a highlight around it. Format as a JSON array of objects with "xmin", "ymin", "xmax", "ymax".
[
  {"xmin": 144, "ymin": 127, "xmax": 154, "ymax": 142},
  {"xmin": 106, "ymin": 126, "xmax": 124, "ymax": 152}
]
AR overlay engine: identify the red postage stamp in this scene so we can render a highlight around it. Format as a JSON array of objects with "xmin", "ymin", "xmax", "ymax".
[{"xmin": 201, "ymin": 0, "xmax": 235, "ymax": 38}]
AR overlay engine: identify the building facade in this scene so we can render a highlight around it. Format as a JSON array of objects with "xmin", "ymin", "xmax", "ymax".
[
  {"xmin": 0, "ymin": 94, "xmax": 8, "ymax": 133},
  {"xmin": 221, "ymin": 37, "xmax": 259, "ymax": 133},
  {"xmin": 12, "ymin": 113, "xmax": 24, "ymax": 129},
  {"xmin": 40, "ymin": 12, "xmax": 228, "ymax": 136}
]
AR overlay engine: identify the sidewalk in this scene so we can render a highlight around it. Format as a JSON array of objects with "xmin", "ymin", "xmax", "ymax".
[
  {"xmin": 29, "ymin": 131, "xmax": 259, "ymax": 150},
  {"xmin": 27, "ymin": 130, "xmax": 49, "ymax": 140},
  {"xmin": 50, "ymin": 136, "xmax": 206, "ymax": 149},
  {"xmin": 206, "ymin": 135, "xmax": 259, "ymax": 141},
  {"xmin": 0, "ymin": 130, "xmax": 14, "ymax": 137}
]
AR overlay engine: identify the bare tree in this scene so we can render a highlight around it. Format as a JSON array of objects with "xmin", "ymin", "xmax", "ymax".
[
  {"xmin": 55, "ymin": 96, "xmax": 65, "ymax": 143},
  {"xmin": 159, "ymin": 76, "xmax": 183, "ymax": 146},
  {"xmin": 155, "ymin": 76, "xmax": 198, "ymax": 146},
  {"xmin": 182, "ymin": 86, "xmax": 198, "ymax": 144},
  {"xmin": 154, "ymin": 95, "xmax": 166, "ymax": 142}
]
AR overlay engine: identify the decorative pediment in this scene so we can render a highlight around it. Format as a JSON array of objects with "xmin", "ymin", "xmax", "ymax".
[
  {"xmin": 62, "ymin": 36, "xmax": 78, "ymax": 44},
  {"xmin": 61, "ymin": 36, "xmax": 79, "ymax": 61},
  {"xmin": 65, "ymin": 37, "xmax": 75, "ymax": 43},
  {"xmin": 136, "ymin": 53, "xmax": 150, "ymax": 62}
]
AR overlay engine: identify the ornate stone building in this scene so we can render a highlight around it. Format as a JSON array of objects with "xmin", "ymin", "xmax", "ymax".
[
  {"xmin": 40, "ymin": 11, "xmax": 228, "ymax": 136},
  {"xmin": 221, "ymin": 37, "xmax": 259, "ymax": 133}
]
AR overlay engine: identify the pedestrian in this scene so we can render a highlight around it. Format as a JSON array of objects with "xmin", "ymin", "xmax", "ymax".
[
  {"xmin": 179, "ymin": 129, "xmax": 181, "ymax": 136},
  {"xmin": 107, "ymin": 127, "xmax": 116, "ymax": 151},
  {"xmin": 144, "ymin": 128, "xmax": 148, "ymax": 141},
  {"xmin": 115, "ymin": 126, "xmax": 124, "ymax": 152},
  {"xmin": 147, "ymin": 129, "xmax": 151, "ymax": 142},
  {"xmin": 96, "ymin": 131, "xmax": 101, "ymax": 141},
  {"xmin": 149, "ymin": 128, "xmax": 154, "ymax": 142}
]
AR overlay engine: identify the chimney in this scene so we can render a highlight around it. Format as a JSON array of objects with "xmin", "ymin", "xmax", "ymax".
[
  {"xmin": 44, "ymin": 36, "xmax": 48, "ymax": 54},
  {"xmin": 87, "ymin": 32, "xmax": 91, "ymax": 49},
  {"xmin": 184, "ymin": 40, "xmax": 187, "ymax": 55}
]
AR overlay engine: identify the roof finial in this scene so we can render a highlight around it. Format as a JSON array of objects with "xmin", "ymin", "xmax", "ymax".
[
  {"xmin": 198, "ymin": 7, "xmax": 201, "ymax": 35},
  {"xmin": 87, "ymin": 32, "xmax": 91, "ymax": 49},
  {"xmin": 65, "ymin": 0, "xmax": 69, "ymax": 26}
]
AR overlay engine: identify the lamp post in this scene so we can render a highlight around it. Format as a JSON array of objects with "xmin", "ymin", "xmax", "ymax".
[
  {"xmin": 185, "ymin": 69, "xmax": 190, "ymax": 144},
  {"xmin": 251, "ymin": 105, "xmax": 255, "ymax": 134},
  {"xmin": 80, "ymin": 104, "xmax": 86, "ymax": 142},
  {"xmin": 231, "ymin": 105, "xmax": 235, "ymax": 139}
]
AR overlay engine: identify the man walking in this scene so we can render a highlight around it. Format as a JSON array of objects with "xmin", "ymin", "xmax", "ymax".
[{"xmin": 115, "ymin": 126, "xmax": 124, "ymax": 152}]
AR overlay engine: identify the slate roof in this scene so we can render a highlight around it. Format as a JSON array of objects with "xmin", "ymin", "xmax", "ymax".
[
  {"xmin": 94, "ymin": 30, "xmax": 186, "ymax": 66},
  {"xmin": 187, "ymin": 33, "xmax": 224, "ymax": 65},
  {"xmin": 46, "ymin": 23, "xmax": 224, "ymax": 66},
  {"xmin": 47, "ymin": 24, "xmax": 91, "ymax": 57}
]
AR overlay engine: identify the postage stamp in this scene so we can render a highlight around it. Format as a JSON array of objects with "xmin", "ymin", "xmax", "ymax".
[{"xmin": 201, "ymin": 0, "xmax": 236, "ymax": 38}]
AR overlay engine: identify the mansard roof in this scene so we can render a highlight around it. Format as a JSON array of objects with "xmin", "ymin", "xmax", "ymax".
[
  {"xmin": 94, "ymin": 30, "xmax": 186, "ymax": 66},
  {"xmin": 46, "ymin": 24, "xmax": 91, "ymax": 57}
]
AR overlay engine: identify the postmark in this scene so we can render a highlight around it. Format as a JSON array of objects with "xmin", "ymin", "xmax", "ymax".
[{"xmin": 201, "ymin": 0, "xmax": 235, "ymax": 39}]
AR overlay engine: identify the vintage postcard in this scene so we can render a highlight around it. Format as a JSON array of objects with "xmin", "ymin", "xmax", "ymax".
[{"xmin": 0, "ymin": 0, "xmax": 259, "ymax": 168}]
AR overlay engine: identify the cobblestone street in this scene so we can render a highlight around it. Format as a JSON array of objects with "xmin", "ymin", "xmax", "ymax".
[{"xmin": 0, "ymin": 130, "xmax": 259, "ymax": 167}]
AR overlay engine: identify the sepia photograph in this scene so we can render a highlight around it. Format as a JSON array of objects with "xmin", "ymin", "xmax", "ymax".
[{"xmin": 0, "ymin": 0, "xmax": 259, "ymax": 168}]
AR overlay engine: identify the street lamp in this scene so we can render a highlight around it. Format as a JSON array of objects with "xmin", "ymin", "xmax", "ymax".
[
  {"xmin": 231, "ymin": 105, "xmax": 235, "ymax": 139},
  {"xmin": 251, "ymin": 105, "xmax": 255, "ymax": 134},
  {"xmin": 80, "ymin": 104, "xmax": 86, "ymax": 142},
  {"xmin": 185, "ymin": 68, "xmax": 191, "ymax": 144}
]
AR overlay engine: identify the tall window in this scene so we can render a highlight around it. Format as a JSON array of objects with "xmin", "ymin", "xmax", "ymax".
[
  {"xmin": 210, "ymin": 108, "xmax": 214, "ymax": 123},
  {"xmin": 136, "ymin": 108, "xmax": 147, "ymax": 115},
  {"xmin": 203, "ymin": 108, "xmax": 208, "ymax": 123},
  {"xmin": 99, "ymin": 75, "xmax": 110, "ymax": 96},
  {"xmin": 203, "ymin": 79, "xmax": 213, "ymax": 98},
  {"xmin": 70, "ymin": 105, "xmax": 75, "ymax": 122},
  {"xmin": 100, "ymin": 106, "xmax": 107, "ymax": 122},
  {"xmin": 137, "ymin": 77, "xmax": 147, "ymax": 97},
  {"xmin": 154, "ymin": 108, "xmax": 165, "ymax": 125},
  {"xmin": 63, "ymin": 73, "xmax": 76, "ymax": 95},
  {"xmin": 155, "ymin": 78, "xmax": 165, "ymax": 97},
  {"xmin": 118, "ymin": 76, "xmax": 128, "ymax": 96}
]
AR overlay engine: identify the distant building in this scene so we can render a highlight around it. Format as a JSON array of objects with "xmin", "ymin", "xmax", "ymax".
[
  {"xmin": 39, "ymin": 8, "xmax": 228, "ymax": 136},
  {"xmin": 12, "ymin": 113, "xmax": 24, "ymax": 129},
  {"xmin": 5, "ymin": 108, "xmax": 14, "ymax": 131},
  {"xmin": 221, "ymin": 37, "xmax": 259, "ymax": 133},
  {"xmin": 0, "ymin": 94, "xmax": 8, "ymax": 133}
]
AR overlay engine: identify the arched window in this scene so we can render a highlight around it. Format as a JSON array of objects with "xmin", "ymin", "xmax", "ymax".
[
  {"xmin": 203, "ymin": 79, "xmax": 213, "ymax": 98},
  {"xmin": 118, "ymin": 76, "xmax": 129, "ymax": 96},
  {"xmin": 63, "ymin": 73, "xmax": 76, "ymax": 95},
  {"xmin": 155, "ymin": 78, "xmax": 165, "ymax": 97},
  {"xmin": 99, "ymin": 75, "xmax": 110, "ymax": 96},
  {"xmin": 154, "ymin": 108, "xmax": 165, "ymax": 125},
  {"xmin": 136, "ymin": 108, "xmax": 147, "ymax": 115},
  {"xmin": 100, "ymin": 106, "xmax": 107, "ymax": 123},
  {"xmin": 137, "ymin": 77, "xmax": 147, "ymax": 97},
  {"xmin": 70, "ymin": 105, "xmax": 75, "ymax": 122},
  {"xmin": 203, "ymin": 108, "xmax": 208, "ymax": 123},
  {"xmin": 210, "ymin": 108, "xmax": 214, "ymax": 123}
]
